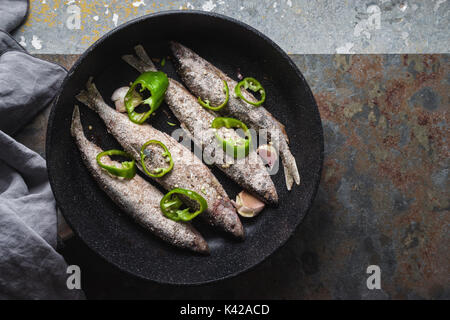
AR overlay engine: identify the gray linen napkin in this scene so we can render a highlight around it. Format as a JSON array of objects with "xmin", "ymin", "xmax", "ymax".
[
  {"xmin": 0, "ymin": 0, "xmax": 28, "ymax": 33},
  {"xmin": 0, "ymin": 1, "xmax": 84, "ymax": 299}
]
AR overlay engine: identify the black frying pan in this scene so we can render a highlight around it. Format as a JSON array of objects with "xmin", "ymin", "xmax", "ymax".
[{"xmin": 46, "ymin": 11, "xmax": 323, "ymax": 285}]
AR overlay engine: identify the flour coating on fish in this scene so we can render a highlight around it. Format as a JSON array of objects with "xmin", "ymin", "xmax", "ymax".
[
  {"xmin": 71, "ymin": 105, "xmax": 209, "ymax": 253},
  {"xmin": 170, "ymin": 42, "xmax": 300, "ymax": 190},
  {"xmin": 122, "ymin": 45, "xmax": 278, "ymax": 204},
  {"xmin": 76, "ymin": 79, "xmax": 244, "ymax": 238}
]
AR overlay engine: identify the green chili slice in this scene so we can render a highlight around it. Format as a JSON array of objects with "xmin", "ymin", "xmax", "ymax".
[
  {"xmin": 124, "ymin": 71, "xmax": 169, "ymax": 124},
  {"xmin": 96, "ymin": 150, "xmax": 136, "ymax": 179},
  {"xmin": 160, "ymin": 188, "xmax": 207, "ymax": 222},
  {"xmin": 211, "ymin": 117, "xmax": 251, "ymax": 159},
  {"xmin": 234, "ymin": 77, "xmax": 266, "ymax": 107},
  {"xmin": 140, "ymin": 140, "xmax": 173, "ymax": 178},
  {"xmin": 198, "ymin": 80, "xmax": 229, "ymax": 111}
]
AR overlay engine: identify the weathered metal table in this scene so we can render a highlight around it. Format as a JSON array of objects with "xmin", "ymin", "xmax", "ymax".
[{"xmin": 11, "ymin": 0, "xmax": 449, "ymax": 299}]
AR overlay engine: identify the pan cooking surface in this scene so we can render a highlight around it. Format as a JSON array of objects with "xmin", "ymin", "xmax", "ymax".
[{"xmin": 46, "ymin": 11, "xmax": 323, "ymax": 284}]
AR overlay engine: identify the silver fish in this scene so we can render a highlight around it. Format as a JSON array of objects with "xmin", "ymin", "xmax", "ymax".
[
  {"xmin": 122, "ymin": 45, "xmax": 278, "ymax": 205},
  {"xmin": 71, "ymin": 105, "xmax": 209, "ymax": 253},
  {"xmin": 75, "ymin": 79, "xmax": 244, "ymax": 239},
  {"xmin": 170, "ymin": 42, "xmax": 300, "ymax": 190}
]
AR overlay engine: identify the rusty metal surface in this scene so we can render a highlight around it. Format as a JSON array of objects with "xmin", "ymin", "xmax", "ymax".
[
  {"xmin": 15, "ymin": 53, "xmax": 449, "ymax": 299},
  {"xmin": 11, "ymin": 0, "xmax": 450, "ymax": 54},
  {"xmin": 290, "ymin": 54, "xmax": 449, "ymax": 299}
]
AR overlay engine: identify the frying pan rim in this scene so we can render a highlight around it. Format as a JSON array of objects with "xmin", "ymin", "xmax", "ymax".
[{"xmin": 46, "ymin": 10, "xmax": 324, "ymax": 286}]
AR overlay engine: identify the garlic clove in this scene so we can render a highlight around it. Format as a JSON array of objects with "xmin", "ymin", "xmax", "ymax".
[
  {"xmin": 233, "ymin": 190, "xmax": 265, "ymax": 218},
  {"xmin": 111, "ymin": 86, "xmax": 129, "ymax": 113},
  {"xmin": 257, "ymin": 144, "xmax": 278, "ymax": 169},
  {"xmin": 114, "ymin": 100, "xmax": 126, "ymax": 113}
]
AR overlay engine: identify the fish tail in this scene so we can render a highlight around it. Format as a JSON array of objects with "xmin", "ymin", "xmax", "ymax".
[
  {"xmin": 122, "ymin": 54, "xmax": 147, "ymax": 73},
  {"xmin": 75, "ymin": 77, "xmax": 103, "ymax": 112},
  {"xmin": 75, "ymin": 89, "xmax": 94, "ymax": 111},
  {"xmin": 279, "ymin": 144, "xmax": 301, "ymax": 191},
  {"xmin": 122, "ymin": 44, "xmax": 156, "ymax": 73},
  {"xmin": 134, "ymin": 45, "xmax": 155, "ymax": 69}
]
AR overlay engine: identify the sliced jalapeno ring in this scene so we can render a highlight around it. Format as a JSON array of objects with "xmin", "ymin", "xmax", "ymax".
[
  {"xmin": 140, "ymin": 140, "xmax": 174, "ymax": 178},
  {"xmin": 211, "ymin": 117, "xmax": 251, "ymax": 159},
  {"xmin": 234, "ymin": 77, "xmax": 266, "ymax": 107},
  {"xmin": 160, "ymin": 188, "xmax": 207, "ymax": 222},
  {"xmin": 198, "ymin": 80, "xmax": 229, "ymax": 111},
  {"xmin": 96, "ymin": 149, "xmax": 136, "ymax": 179},
  {"xmin": 124, "ymin": 71, "xmax": 169, "ymax": 124}
]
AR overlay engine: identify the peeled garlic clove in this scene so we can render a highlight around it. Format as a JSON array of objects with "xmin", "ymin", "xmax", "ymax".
[
  {"xmin": 233, "ymin": 191, "xmax": 265, "ymax": 218},
  {"xmin": 257, "ymin": 144, "xmax": 278, "ymax": 169},
  {"xmin": 111, "ymin": 86, "xmax": 129, "ymax": 113},
  {"xmin": 114, "ymin": 100, "xmax": 126, "ymax": 113},
  {"xmin": 111, "ymin": 86, "xmax": 129, "ymax": 101}
]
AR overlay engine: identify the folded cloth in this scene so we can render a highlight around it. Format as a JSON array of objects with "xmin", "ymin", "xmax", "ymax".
[
  {"xmin": 0, "ymin": 132, "xmax": 83, "ymax": 299},
  {"xmin": 0, "ymin": 0, "xmax": 28, "ymax": 32},
  {"xmin": 0, "ymin": 3, "xmax": 84, "ymax": 299},
  {"xmin": 0, "ymin": 30, "xmax": 24, "ymax": 53},
  {"xmin": 0, "ymin": 51, "xmax": 67, "ymax": 135}
]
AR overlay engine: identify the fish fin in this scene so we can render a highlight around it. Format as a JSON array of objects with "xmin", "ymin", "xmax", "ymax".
[
  {"xmin": 283, "ymin": 161, "xmax": 294, "ymax": 191},
  {"xmin": 75, "ymin": 77, "xmax": 104, "ymax": 112},
  {"xmin": 122, "ymin": 45, "xmax": 157, "ymax": 73},
  {"xmin": 134, "ymin": 45, "xmax": 156, "ymax": 70},
  {"xmin": 122, "ymin": 54, "xmax": 147, "ymax": 73},
  {"xmin": 75, "ymin": 89, "xmax": 95, "ymax": 111},
  {"xmin": 291, "ymin": 157, "xmax": 301, "ymax": 185}
]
